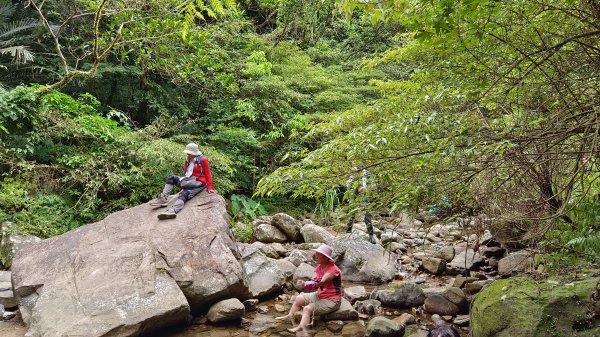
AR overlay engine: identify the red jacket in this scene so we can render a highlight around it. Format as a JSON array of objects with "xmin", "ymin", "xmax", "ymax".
[{"xmin": 183, "ymin": 156, "xmax": 213, "ymax": 190}]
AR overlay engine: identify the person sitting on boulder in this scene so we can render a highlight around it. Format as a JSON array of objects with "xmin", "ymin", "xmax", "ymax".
[
  {"xmin": 276, "ymin": 244, "xmax": 343, "ymax": 333},
  {"xmin": 149, "ymin": 143, "xmax": 215, "ymax": 219},
  {"xmin": 427, "ymin": 324, "xmax": 461, "ymax": 337}
]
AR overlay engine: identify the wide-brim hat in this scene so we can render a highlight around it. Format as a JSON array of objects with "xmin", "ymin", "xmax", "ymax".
[
  {"xmin": 311, "ymin": 244, "xmax": 334, "ymax": 261},
  {"xmin": 183, "ymin": 143, "xmax": 201, "ymax": 156}
]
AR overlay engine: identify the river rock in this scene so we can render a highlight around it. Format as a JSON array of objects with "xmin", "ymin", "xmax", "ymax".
[
  {"xmin": 293, "ymin": 263, "xmax": 315, "ymax": 284},
  {"xmin": 422, "ymin": 257, "xmax": 446, "ymax": 275},
  {"xmin": 286, "ymin": 249, "xmax": 312, "ymax": 266},
  {"xmin": 448, "ymin": 248, "xmax": 483, "ymax": 271},
  {"xmin": 498, "ymin": 251, "xmax": 533, "ymax": 276},
  {"xmin": 206, "ymin": 298, "xmax": 245, "ymax": 323},
  {"xmin": 344, "ymin": 285, "xmax": 368, "ymax": 303},
  {"xmin": 453, "ymin": 275, "xmax": 479, "ymax": 289},
  {"xmin": 251, "ymin": 241, "xmax": 279, "ymax": 258},
  {"xmin": 436, "ymin": 246, "xmax": 455, "ymax": 262},
  {"xmin": 269, "ymin": 242, "xmax": 287, "ymax": 257},
  {"xmin": 273, "ymin": 259, "xmax": 296, "ymax": 280},
  {"xmin": 389, "ymin": 242, "xmax": 407, "ymax": 253},
  {"xmin": 326, "ymin": 320, "xmax": 344, "ymax": 332},
  {"xmin": 322, "ymin": 298, "xmax": 359, "ymax": 321},
  {"xmin": 371, "ymin": 283, "xmax": 426, "ymax": 308},
  {"xmin": 253, "ymin": 223, "xmax": 287, "ymax": 243},
  {"xmin": 243, "ymin": 250, "xmax": 286, "ymax": 297},
  {"xmin": 471, "ymin": 275, "xmax": 600, "ymax": 337},
  {"xmin": 11, "ymin": 192, "xmax": 249, "ymax": 337},
  {"xmin": 354, "ymin": 299, "xmax": 382, "ymax": 315},
  {"xmin": 424, "ymin": 294, "xmax": 460, "ymax": 316},
  {"xmin": 365, "ymin": 316, "xmax": 405, "ymax": 337},
  {"xmin": 300, "ymin": 223, "xmax": 335, "ymax": 244},
  {"xmin": 480, "ymin": 246, "xmax": 505, "ymax": 259},
  {"xmin": 442, "ymin": 287, "xmax": 466, "ymax": 309},
  {"xmin": 332, "ymin": 236, "xmax": 395, "ymax": 283},
  {"xmin": 0, "ymin": 270, "xmax": 16, "ymax": 309},
  {"xmin": 271, "ymin": 213, "xmax": 302, "ymax": 242}
]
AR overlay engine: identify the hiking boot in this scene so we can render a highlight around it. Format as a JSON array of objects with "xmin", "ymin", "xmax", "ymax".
[
  {"xmin": 158, "ymin": 208, "xmax": 176, "ymax": 220},
  {"xmin": 149, "ymin": 195, "xmax": 168, "ymax": 207}
]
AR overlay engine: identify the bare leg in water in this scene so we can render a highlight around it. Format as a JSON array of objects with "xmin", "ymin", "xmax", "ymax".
[
  {"xmin": 288, "ymin": 304, "xmax": 314, "ymax": 333},
  {"xmin": 275, "ymin": 294, "xmax": 305, "ymax": 326}
]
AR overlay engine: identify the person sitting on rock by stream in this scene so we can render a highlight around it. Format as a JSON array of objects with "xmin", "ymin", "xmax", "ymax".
[
  {"xmin": 149, "ymin": 143, "xmax": 215, "ymax": 219},
  {"xmin": 276, "ymin": 244, "xmax": 343, "ymax": 333}
]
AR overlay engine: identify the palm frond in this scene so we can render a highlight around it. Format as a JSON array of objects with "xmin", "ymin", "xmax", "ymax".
[
  {"xmin": 0, "ymin": 18, "xmax": 38, "ymax": 40},
  {"xmin": 0, "ymin": 45, "xmax": 34, "ymax": 64},
  {"xmin": 0, "ymin": 3, "xmax": 16, "ymax": 23}
]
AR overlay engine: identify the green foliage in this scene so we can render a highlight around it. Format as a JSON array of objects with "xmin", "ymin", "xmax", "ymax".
[
  {"xmin": 314, "ymin": 188, "xmax": 341, "ymax": 226},
  {"xmin": 10, "ymin": 193, "xmax": 80, "ymax": 238},
  {"xmin": 0, "ymin": 85, "xmax": 41, "ymax": 156},
  {"xmin": 230, "ymin": 221, "xmax": 253, "ymax": 242},
  {"xmin": 243, "ymin": 51, "xmax": 272, "ymax": 78},
  {"xmin": 230, "ymin": 194, "xmax": 267, "ymax": 222},
  {"xmin": 0, "ymin": 177, "xmax": 30, "ymax": 213}
]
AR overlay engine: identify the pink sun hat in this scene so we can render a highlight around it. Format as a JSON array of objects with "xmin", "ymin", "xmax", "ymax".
[{"xmin": 311, "ymin": 244, "xmax": 334, "ymax": 261}]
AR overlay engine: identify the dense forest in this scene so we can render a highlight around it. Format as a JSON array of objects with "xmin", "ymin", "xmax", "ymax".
[{"xmin": 0, "ymin": 0, "xmax": 598, "ymax": 268}]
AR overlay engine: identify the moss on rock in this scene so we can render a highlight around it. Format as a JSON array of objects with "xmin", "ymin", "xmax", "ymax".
[{"xmin": 470, "ymin": 272, "xmax": 600, "ymax": 337}]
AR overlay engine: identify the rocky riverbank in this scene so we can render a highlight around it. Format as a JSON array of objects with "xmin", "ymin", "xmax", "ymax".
[{"xmin": 1, "ymin": 195, "xmax": 598, "ymax": 336}]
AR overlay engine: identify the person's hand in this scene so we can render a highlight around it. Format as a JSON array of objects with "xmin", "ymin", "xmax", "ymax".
[
  {"xmin": 296, "ymin": 279, "xmax": 305, "ymax": 287},
  {"xmin": 208, "ymin": 189, "xmax": 216, "ymax": 194}
]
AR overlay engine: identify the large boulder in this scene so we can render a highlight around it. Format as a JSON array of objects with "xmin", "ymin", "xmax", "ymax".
[
  {"xmin": 371, "ymin": 283, "xmax": 426, "ymax": 309},
  {"xmin": 253, "ymin": 223, "xmax": 288, "ymax": 243},
  {"xmin": 271, "ymin": 213, "xmax": 302, "ymax": 242},
  {"xmin": 300, "ymin": 224, "xmax": 335, "ymax": 244},
  {"xmin": 471, "ymin": 274, "xmax": 600, "ymax": 337},
  {"xmin": 11, "ymin": 192, "xmax": 249, "ymax": 337},
  {"xmin": 332, "ymin": 236, "xmax": 396, "ymax": 283},
  {"xmin": 242, "ymin": 250, "xmax": 287, "ymax": 298}
]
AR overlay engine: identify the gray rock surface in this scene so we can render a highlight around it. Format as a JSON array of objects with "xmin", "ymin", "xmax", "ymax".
[
  {"xmin": 371, "ymin": 283, "xmax": 425, "ymax": 309},
  {"xmin": 354, "ymin": 299, "xmax": 382, "ymax": 315},
  {"xmin": 300, "ymin": 223, "xmax": 335, "ymax": 244},
  {"xmin": 424, "ymin": 294, "xmax": 460, "ymax": 316},
  {"xmin": 11, "ymin": 192, "xmax": 249, "ymax": 337},
  {"xmin": 448, "ymin": 248, "xmax": 483, "ymax": 271},
  {"xmin": 253, "ymin": 223, "xmax": 287, "ymax": 243},
  {"xmin": 343, "ymin": 285, "xmax": 368, "ymax": 303},
  {"xmin": 498, "ymin": 251, "xmax": 533, "ymax": 276},
  {"xmin": 242, "ymin": 251, "xmax": 286, "ymax": 298},
  {"xmin": 332, "ymin": 236, "xmax": 395, "ymax": 283},
  {"xmin": 365, "ymin": 316, "xmax": 405, "ymax": 337},
  {"xmin": 271, "ymin": 213, "xmax": 302, "ymax": 242},
  {"xmin": 0, "ymin": 271, "xmax": 16, "ymax": 309},
  {"xmin": 206, "ymin": 298, "xmax": 245, "ymax": 323},
  {"xmin": 322, "ymin": 298, "xmax": 359, "ymax": 321}
]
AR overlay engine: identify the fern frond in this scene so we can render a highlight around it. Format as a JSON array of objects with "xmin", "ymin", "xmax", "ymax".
[
  {"xmin": 566, "ymin": 234, "xmax": 600, "ymax": 255},
  {"xmin": 208, "ymin": 0, "xmax": 225, "ymax": 16},
  {"xmin": 222, "ymin": 0, "xmax": 237, "ymax": 11}
]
